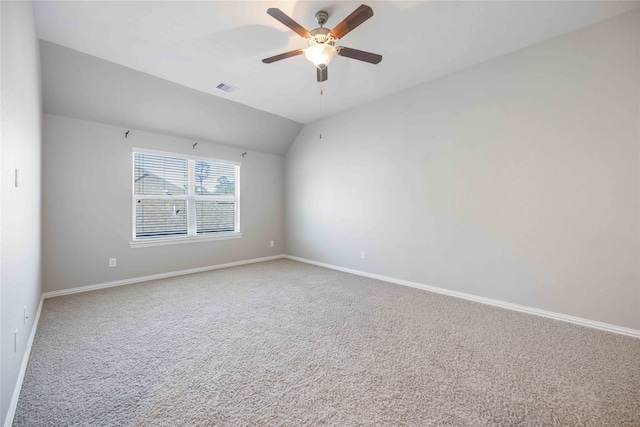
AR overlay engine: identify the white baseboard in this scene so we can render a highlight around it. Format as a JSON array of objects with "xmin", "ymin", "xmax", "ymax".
[
  {"xmin": 5, "ymin": 254, "xmax": 636, "ymax": 426},
  {"xmin": 4, "ymin": 295, "xmax": 44, "ymax": 427},
  {"xmin": 284, "ymin": 255, "xmax": 640, "ymax": 339},
  {"xmin": 43, "ymin": 254, "xmax": 286, "ymax": 299},
  {"xmin": 6, "ymin": 255, "xmax": 285, "ymax": 427}
]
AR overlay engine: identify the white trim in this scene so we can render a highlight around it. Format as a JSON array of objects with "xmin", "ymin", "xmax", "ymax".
[
  {"xmin": 284, "ymin": 255, "xmax": 640, "ymax": 339},
  {"xmin": 6, "ymin": 255, "xmax": 283, "ymax": 425},
  {"xmin": 187, "ymin": 160, "xmax": 196, "ymax": 235},
  {"xmin": 234, "ymin": 164, "xmax": 241, "ymax": 233},
  {"xmin": 6, "ymin": 254, "xmax": 636, "ymax": 427},
  {"xmin": 43, "ymin": 255, "xmax": 285, "ymax": 299},
  {"xmin": 132, "ymin": 150, "xmax": 241, "ymax": 242},
  {"xmin": 130, "ymin": 232, "xmax": 242, "ymax": 248},
  {"xmin": 4, "ymin": 296, "xmax": 44, "ymax": 427}
]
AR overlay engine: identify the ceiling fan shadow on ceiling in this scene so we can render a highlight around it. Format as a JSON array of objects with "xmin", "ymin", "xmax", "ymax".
[{"xmin": 262, "ymin": 4, "xmax": 382, "ymax": 82}]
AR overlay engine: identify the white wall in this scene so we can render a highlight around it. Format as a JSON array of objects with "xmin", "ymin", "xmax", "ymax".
[
  {"xmin": 286, "ymin": 10, "xmax": 640, "ymax": 330},
  {"xmin": 42, "ymin": 114, "xmax": 285, "ymax": 292},
  {"xmin": 1, "ymin": 1, "xmax": 43, "ymax": 424}
]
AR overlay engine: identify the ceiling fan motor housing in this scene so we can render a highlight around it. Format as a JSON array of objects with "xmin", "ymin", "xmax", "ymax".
[{"xmin": 309, "ymin": 27, "xmax": 335, "ymax": 46}]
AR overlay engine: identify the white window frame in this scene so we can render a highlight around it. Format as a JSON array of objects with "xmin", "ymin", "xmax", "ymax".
[{"xmin": 131, "ymin": 147, "xmax": 241, "ymax": 248}]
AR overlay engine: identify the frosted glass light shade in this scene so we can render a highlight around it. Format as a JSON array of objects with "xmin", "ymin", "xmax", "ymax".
[{"xmin": 305, "ymin": 44, "xmax": 337, "ymax": 70}]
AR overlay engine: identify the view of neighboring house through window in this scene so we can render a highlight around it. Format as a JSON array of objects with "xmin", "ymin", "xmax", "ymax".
[{"xmin": 133, "ymin": 149, "xmax": 240, "ymax": 244}]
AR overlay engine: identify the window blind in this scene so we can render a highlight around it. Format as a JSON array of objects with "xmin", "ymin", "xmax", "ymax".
[
  {"xmin": 194, "ymin": 160, "xmax": 235, "ymax": 196},
  {"xmin": 134, "ymin": 153, "xmax": 187, "ymax": 195},
  {"xmin": 196, "ymin": 200, "xmax": 235, "ymax": 234},
  {"xmin": 133, "ymin": 151, "xmax": 239, "ymax": 242},
  {"xmin": 136, "ymin": 199, "xmax": 187, "ymax": 239}
]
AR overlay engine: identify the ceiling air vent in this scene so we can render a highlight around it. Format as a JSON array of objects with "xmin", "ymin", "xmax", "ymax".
[{"xmin": 216, "ymin": 83, "xmax": 239, "ymax": 93}]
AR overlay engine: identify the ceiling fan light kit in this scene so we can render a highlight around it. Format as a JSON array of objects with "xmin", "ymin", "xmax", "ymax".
[
  {"xmin": 262, "ymin": 4, "xmax": 382, "ymax": 82},
  {"xmin": 305, "ymin": 43, "xmax": 336, "ymax": 70}
]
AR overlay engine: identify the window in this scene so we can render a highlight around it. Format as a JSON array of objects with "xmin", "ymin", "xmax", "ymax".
[{"xmin": 132, "ymin": 148, "xmax": 240, "ymax": 247}]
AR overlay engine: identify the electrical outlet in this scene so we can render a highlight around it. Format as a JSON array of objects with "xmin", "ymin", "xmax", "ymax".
[
  {"xmin": 109, "ymin": 258, "xmax": 117, "ymax": 267},
  {"xmin": 270, "ymin": 241, "xmax": 275, "ymax": 247},
  {"xmin": 360, "ymin": 251, "xmax": 366, "ymax": 260}
]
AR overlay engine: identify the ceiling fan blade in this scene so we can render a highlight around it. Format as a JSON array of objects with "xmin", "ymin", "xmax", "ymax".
[
  {"xmin": 262, "ymin": 49, "xmax": 305, "ymax": 64},
  {"xmin": 337, "ymin": 47, "xmax": 382, "ymax": 64},
  {"xmin": 267, "ymin": 8, "xmax": 311, "ymax": 39},
  {"xmin": 330, "ymin": 4, "xmax": 373, "ymax": 40},
  {"xmin": 317, "ymin": 67, "xmax": 328, "ymax": 82}
]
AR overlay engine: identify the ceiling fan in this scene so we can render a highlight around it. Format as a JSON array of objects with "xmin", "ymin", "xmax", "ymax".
[{"xmin": 262, "ymin": 4, "xmax": 382, "ymax": 82}]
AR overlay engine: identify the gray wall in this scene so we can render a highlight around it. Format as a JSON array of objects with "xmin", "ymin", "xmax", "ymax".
[
  {"xmin": 1, "ymin": 1, "xmax": 43, "ymax": 423},
  {"xmin": 286, "ymin": 10, "xmax": 640, "ymax": 330},
  {"xmin": 42, "ymin": 114, "xmax": 285, "ymax": 292},
  {"xmin": 40, "ymin": 41, "xmax": 303, "ymax": 156}
]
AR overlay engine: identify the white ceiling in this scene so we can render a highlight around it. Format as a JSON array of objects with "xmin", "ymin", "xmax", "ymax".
[{"xmin": 34, "ymin": 1, "xmax": 639, "ymax": 124}]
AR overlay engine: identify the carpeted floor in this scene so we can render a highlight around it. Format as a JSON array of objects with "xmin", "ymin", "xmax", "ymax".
[{"xmin": 13, "ymin": 259, "xmax": 640, "ymax": 426}]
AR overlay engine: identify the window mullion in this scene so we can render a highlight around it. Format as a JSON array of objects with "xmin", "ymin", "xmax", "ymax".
[
  {"xmin": 235, "ymin": 165, "xmax": 240, "ymax": 233},
  {"xmin": 187, "ymin": 160, "xmax": 196, "ymax": 236},
  {"xmin": 133, "ymin": 195, "xmax": 187, "ymax": 200},
  {"xmin": 193, "ymin": 195, "xmax": 235, "ymax": 201}
]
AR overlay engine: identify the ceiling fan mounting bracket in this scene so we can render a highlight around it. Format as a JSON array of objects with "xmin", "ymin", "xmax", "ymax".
[{"xmin": 315, "ymin": 10, "xmax": 329, "ymax": 27}]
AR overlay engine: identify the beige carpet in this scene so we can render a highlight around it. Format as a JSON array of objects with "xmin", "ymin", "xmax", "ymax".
[{"xmin": 13, "ymin": 259, "xmax": 640, "ymax": 426}]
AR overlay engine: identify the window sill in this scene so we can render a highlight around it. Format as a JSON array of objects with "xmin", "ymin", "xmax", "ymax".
[{"xmin": 130, "ymin": 232, "xmax": 242, "ymax": 248}]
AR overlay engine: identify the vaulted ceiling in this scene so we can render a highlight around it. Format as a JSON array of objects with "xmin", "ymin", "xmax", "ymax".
[{"xmin": 34, "ymin": 1, "xmax": 639, "ymax": 153}]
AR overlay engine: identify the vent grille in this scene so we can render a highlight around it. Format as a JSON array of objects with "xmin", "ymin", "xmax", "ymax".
[{"xmin": 216, "ymin": 83, "xmax": 239, "ymax": 93}]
